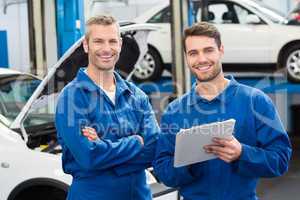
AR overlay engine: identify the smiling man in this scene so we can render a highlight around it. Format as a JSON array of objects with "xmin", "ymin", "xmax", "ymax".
[
  {"xmin": 153, "ymin": 22, "xmax": 292, "ymax": 200},
  {"xmin": 55, "ymin": 15, "xmax": 159, "ymax": 200}
]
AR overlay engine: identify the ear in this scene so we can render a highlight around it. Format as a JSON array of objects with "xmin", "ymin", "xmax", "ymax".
[
  {"xmin": 219, "ymin": 44, "xmax": 224, "ymax": 56},
  {"xmin": 83, "ymin": 38, "xmax": 89, "ymax": 53}
]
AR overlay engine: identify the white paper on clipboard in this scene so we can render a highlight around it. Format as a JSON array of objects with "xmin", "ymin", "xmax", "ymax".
[{"xmin": 174, "ymin": 119, "xmax": 236, "ymax": 168}]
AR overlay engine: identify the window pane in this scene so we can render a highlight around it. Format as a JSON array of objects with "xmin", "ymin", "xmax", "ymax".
[
  {"xmin": 208, "ymin": 4, "xmax": 230, "ymax": 24},
  {"xmin": 148, "ymin": 7, "xmax": 170, "ymax": 23},
  {"xmin": 0, "ymin": 75, "xmax": 40, "ymax": 126},
  {"xmin": 234, "ymin": 4, "xmax": 257, "ymax": 24}
]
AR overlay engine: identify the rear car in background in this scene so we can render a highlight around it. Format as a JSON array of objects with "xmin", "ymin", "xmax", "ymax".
[{"xmin": 134, "ymin": 0, "xmax": 300, "ymax": 82}]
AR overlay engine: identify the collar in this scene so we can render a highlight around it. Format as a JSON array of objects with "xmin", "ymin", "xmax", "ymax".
[
  {"xmin": 187, "ymin": 75, "xmax": 238, "ymax": 106},
  {"xmin": 75, "ymin": 68, "xmax": 133, "ymax": 96}
]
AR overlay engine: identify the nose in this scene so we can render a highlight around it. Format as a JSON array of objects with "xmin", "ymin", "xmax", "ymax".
[
  {"xmin": 197, "ymin": 52, "xmax": 207, "ymax": 63},
  {"xmin": 101, "ymin": 42, "xmax": 111, "ymax": 51}
]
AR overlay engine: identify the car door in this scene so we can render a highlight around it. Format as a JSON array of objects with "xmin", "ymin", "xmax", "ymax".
[
  {"xmin": 203, "ymin": 1, "xmax": 272, "ymax": 64},
  {"xmin": 0, "ymin": 123, "xmax": 41, "ymax": 199},
  {"xmin": 146, "ymin": 6, "xmax": 172, "ymax": 64},
  {"xmin": 0, "ymin": 123, "xmax": 19, "ymax": 200}
]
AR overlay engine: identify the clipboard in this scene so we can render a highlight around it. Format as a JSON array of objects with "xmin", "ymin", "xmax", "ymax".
[{"xmin": 174, "ymin": 119, "xmax": 236, "ymax": 167}]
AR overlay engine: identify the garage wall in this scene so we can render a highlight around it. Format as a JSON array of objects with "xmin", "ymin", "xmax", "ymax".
[{"xmin": 0, "ymin": 1, "xmax": 30, "ymax": 72}]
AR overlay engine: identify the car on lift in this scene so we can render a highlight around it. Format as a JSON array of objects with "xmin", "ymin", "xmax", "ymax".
[
  {"xmin": 0, "ymin": 23, "xmax": 177, "ymax": 200},
  {"xmin": 134, "ymin": 0, "xmax": 300, "ymax": 82}
]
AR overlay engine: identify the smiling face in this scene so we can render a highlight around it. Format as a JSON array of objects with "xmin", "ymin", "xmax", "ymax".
[
  {"xmin": 185, "ymin": 35, "xmax": 224, "ymax": 82},
  {"xmin": 83, "ymin": 23, "xmax": 122, "ymax": 72}
]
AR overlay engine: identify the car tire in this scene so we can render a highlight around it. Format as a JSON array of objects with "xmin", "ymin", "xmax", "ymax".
[
  {"xmin": 132, "ymin": 46, "xmax": 164, "ymax": 82},
  {"xmin": 281, "ymin": 44, "xmax": 300, "ymax": 82}
]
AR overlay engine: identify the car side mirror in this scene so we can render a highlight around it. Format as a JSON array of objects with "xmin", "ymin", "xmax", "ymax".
[{"xmin": 246, "ymin": 14, "xmax": 261, "ymax": 24}]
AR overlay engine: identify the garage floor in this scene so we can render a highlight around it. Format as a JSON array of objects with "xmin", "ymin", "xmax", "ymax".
[{"xmin": 257, "ymin": 136, "xmax": 300, "ymax": 200}]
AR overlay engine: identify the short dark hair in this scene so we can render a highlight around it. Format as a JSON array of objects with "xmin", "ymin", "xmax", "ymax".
[
  {"xmin": 85, "ymin": 15, "xmax": 120, "ymax": 41},
  {"xmin": 183, "ymin": 22, "xmax": 222, "ymax": 52}
]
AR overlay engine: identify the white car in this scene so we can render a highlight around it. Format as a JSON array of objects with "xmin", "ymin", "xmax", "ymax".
[
  {"xmin": 134, "ymin": 0, "xmax": 300, "ymax": 82},
  {"xmin": 0, "ymin": 24, "xmax": 177, "ymax": 200},
  {"xmin": 0, "ymin": 68, "xmax": 71, "ymax": 200}
]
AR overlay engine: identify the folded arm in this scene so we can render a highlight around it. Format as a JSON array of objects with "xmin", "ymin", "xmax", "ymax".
[{"xmin": 55, "ymin": 90, "xmax": 143, "ymax": 171}]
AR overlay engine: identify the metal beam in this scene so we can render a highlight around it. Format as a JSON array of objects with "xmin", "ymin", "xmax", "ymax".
[
  {"xmin": 44, "ymin": 0, "xmax": 58, "ymax": 70},
  {"xmin": 170, "ymin": 0, "xmax": 191, "ymax": 98},
  {"xmin": 27, "ymin": 0, "xmax": 47, "ymax": 77}
]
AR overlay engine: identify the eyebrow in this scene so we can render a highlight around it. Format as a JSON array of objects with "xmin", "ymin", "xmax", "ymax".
[
  {"xmin": 204, "ymin": 46, "xmax": 215, "ymax": 51},
  {"xmin": 187, "ymin": 49, "xmax": 198, "ymax": 54},
  {"xmin": 92, "ymin": 38, "xmax": 119, "ymax": 42},
  {"xmin": 92, "ymin": 38, "xmax": 104, "ymax": 41},
  {"xmin": 187, "ymin": 46, "xmax": 216, "ymax": 53}
]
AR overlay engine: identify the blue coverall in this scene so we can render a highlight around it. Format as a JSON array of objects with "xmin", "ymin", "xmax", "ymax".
[
  {"xmin": 55, "ymin": 68, "xmax": 159, "ymax": 200},
  {"xmin": 154, "ymin": 76, "xmax": 292, "ymax": 200}
]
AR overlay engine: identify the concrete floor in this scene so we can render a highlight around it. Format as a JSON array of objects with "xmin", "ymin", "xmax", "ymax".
[{"xmin": 257, "ymin": 136, "xmax": 300, "ymax": 200}]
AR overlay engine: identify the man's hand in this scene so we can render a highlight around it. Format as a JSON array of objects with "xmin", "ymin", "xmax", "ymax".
[
  {"xmin": 82, "ymin": 127, "xmax": 144, "ymax": 146},
  {"xmin": 82, "ymin": 127, "xmax": 99, "ymax": 141},
  {"xmin": 133, "ymin": 135, "xmax": 144, "ymax": 147},
  {"xmin": 203, "ymin": 137, "xmax": 242, "ymax": 163}
]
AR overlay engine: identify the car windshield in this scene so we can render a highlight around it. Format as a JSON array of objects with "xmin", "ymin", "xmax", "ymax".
[
  {"xmin": 0, "ymin": 74, "xmax": 41, "ymax": 126},
  {"xmin": 242, "ymin": 0, "xmax": 286, "ymax": 23},
  {"xmin": 23, "ymin": 92, "xmax": 58, "ymax": 129}
]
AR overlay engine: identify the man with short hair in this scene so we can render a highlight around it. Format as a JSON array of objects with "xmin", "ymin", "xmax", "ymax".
[
  {"xmin": 153, "ymin": 22, "xmax": 292, "ymax": 200},
  {"xmin": 55, "ymin": 15, "xmax": 159, "ymax": 200}
]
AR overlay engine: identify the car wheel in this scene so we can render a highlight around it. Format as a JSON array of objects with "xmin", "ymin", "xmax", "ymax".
[
  {"xmin": 132, "ymin": 47, "xmax": 163, "ymax": 82},
  {"xmin": 282, "ymin": 44, "xmax": 300, "ymax": 82},
  {"xmin": 12, "ymin": 187, "xmax": 67, "ymax": 200}
]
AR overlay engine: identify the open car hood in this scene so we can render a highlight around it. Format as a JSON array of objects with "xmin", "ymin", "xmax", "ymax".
[{"xmin": 10, "ymin": 23, "xmax": 158, "ymax": 133}]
